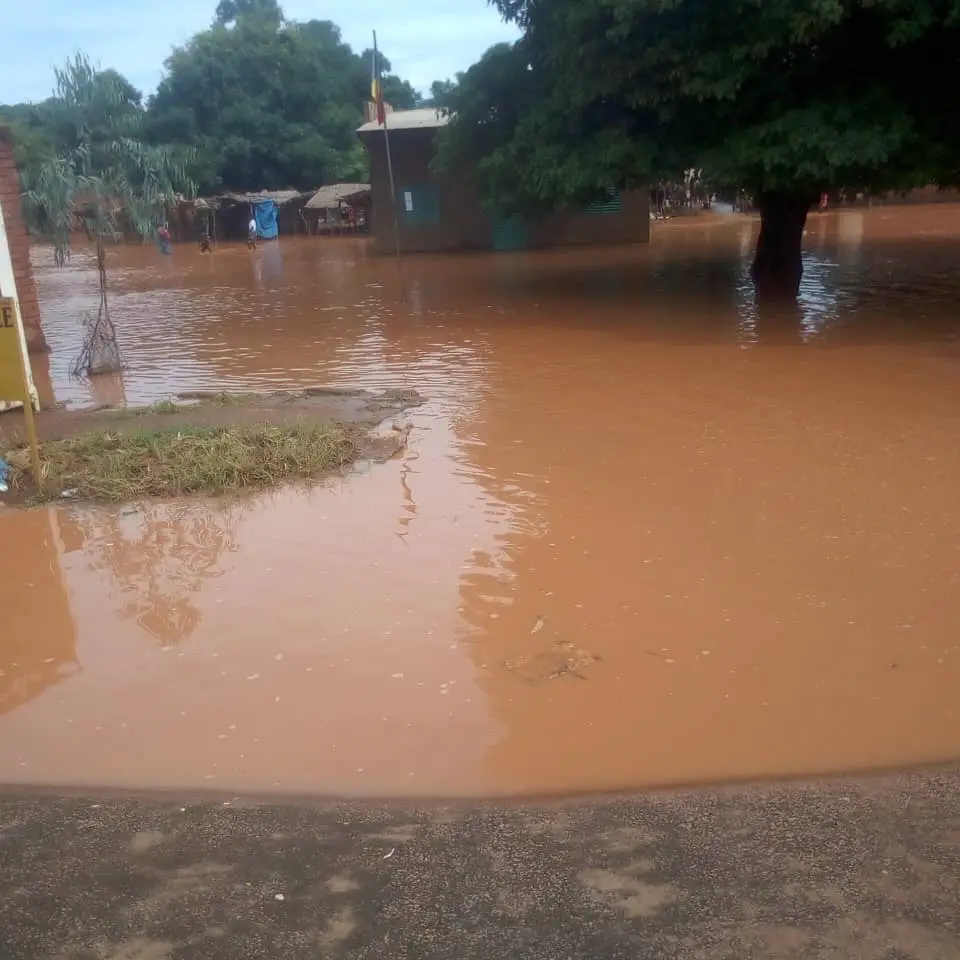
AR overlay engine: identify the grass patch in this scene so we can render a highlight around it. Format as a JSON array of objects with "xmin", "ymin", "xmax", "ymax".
[
  {"xmin": 378, "ymin": 388, "xmax": 423, "ymax": 405},
  {"xmin": 208, "ymin": 392, "xmax": 249, "ymax": 406},
  {"xmin": 6, "ymin": 421, "xmax": 359, "ymax": 503},
  {"xmin": 176, "ymin": 391, "xmax": 253, "ymax": 406},
  {"xmin": 106, "ymin": 399, "xmax": 183, "ymax": 418}
]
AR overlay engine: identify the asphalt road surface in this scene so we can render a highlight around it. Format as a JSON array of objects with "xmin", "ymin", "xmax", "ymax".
[{"xmin": 2, "ymin": 770, "xmax": 960, "ymax": 959}]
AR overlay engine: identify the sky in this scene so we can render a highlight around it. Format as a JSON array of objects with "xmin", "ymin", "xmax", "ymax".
[{"xmin": 2, "ymin": 0, "xmax": 520, "ymax": 105}]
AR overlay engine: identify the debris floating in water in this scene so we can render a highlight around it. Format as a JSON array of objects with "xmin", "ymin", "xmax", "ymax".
[{"xmin": 530, "ymin": 615, "xmax": 545, "ymax": 635}]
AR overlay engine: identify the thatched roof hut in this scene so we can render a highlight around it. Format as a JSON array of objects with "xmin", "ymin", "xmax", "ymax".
[
  {"xmin": 303, "ymin": 183, "xmax": 371, "ymax": 234},
  {"xmin": 305, "ymin": 183, "xmax": 370, "ymax": 210},
  {"xmin": 183, "ymin": 189, "xmax": 315, "ymax": 241}
]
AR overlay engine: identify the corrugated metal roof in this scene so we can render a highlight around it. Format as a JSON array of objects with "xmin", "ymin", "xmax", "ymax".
[
  {"xmin": 357, "ymin": 108, "xmax": 450, "ymax": 134},
  {"xmin": 305, "ymin": 183, "xmax": 370, "ymax": 209}
]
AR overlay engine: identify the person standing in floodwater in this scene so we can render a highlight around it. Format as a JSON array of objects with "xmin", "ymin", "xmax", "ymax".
[
  {"xmin": 247, "ymin": 215, "xmax": 257, "ymax": 250},
  {"xmin": 157, "ymin": 224, "xmax": 171, "ymax": 255}
]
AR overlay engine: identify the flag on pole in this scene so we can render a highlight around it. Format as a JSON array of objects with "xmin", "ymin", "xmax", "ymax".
[
  {"xmin": 372, "ymin": 30, "xmax": 401, "ymax": 257},
  {"xmin": 371, "ymin": 37, "xmax": 386, "ymax": 126}
]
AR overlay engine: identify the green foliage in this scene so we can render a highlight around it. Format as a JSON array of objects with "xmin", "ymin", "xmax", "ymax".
[
  {"xmin": 214, "ymin": 0, "xmax": 283, "ymax": 26},
  {"xmin": 438, "ymin": 0, "xmax": 960, "ymax": 216},
  {"xmin": 20, "ymin": 55, "xmax": 194, "ymax": 264},
  {"xmin": 145, "ymin": 7, "xmax": 418, "ymax": 193},
  {"xmin": 4, "ymin": 2, "xmax": 424, "ymax": 199},
  {"xmin": 14, "ymin": 55, "xmax": 198, "ymax": 375},
  {"xmin": 436, "ymin": 42, "xmax": 652, "ymax": 218},
  {"xmin": 0, "ymin": 103, "xmax": 58, "ymax": 173},
  {"xmin": 425, "ymin": 79, "xmax": 460, "ymax": 108}
]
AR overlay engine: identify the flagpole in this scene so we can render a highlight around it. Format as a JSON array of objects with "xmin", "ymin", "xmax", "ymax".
[{"xmin": 373, "ymin": 31, "xmax": 402, "ymax": 259}]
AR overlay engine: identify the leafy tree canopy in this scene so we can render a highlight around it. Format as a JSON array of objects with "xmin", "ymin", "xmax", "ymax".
[
  {"xmin": 424, "ymin": 78, "xmax": 461, "ymax": 109},
  {"xmin": 19, "ymin": 54, "xmax": 196, "ymax": 375},
  {"xmin": 20, "ymin": 54, "xmax": 193, "ymax": 260},
  {"xmin": 2, "ymin": 1, "xmax": 424, "ymax": 196},
  {"xmin": 144, "ymin": 3, "xmax": 418, "ymax": 193},
  {"xmin": 1, "ymin": 67, "xmax": 144, "ymax": 175},
  {"xmin": 214, "ymin": 0, "xmax": 283, "ymax": 26},
  {"xmin": 437, "ymin": 0, "xmax": 960, "ymax": 293}
]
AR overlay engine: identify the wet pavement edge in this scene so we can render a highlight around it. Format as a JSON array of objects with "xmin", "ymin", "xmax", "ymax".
[{"xmin": 2, "ymin": 769, "xmax": 960, "ymax": 959}]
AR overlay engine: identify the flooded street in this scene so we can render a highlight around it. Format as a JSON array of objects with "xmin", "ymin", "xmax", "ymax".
[{"xmin": 3, "ymin": 206, "xmax": 960, "ymax": 796}]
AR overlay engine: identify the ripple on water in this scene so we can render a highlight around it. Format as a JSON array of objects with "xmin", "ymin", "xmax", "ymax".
[{"xmin": 5, "ymin": 216, "xmax": 960, "ymax": 795}]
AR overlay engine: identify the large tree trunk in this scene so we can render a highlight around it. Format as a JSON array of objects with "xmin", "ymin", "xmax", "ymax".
[{"xmin": 751, "ymin": 192, "xmax": 812, "ymax": 298}]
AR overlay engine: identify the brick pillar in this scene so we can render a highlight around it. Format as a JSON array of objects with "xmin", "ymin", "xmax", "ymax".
[{"xmin": 0, "ymin": 124, "xmax": 48, "ymax": 353}]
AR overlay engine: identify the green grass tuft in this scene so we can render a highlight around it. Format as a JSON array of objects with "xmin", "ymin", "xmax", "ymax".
[
  {"xmin": 6, "ymin": 421, "xmax": 359, "ymax": 503},
  {"xmin": 106, "ymin": 399, "xmax": 183, "ymax": 418}
]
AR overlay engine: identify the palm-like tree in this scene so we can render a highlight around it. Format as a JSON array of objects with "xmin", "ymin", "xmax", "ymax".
[{"xmin": 22, "ymin": 54, "xmax": 195, "ymax": 376}]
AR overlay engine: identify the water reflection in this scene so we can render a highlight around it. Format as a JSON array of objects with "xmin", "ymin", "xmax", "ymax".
[
  {"xmin": 452, "ymin": 334, "xmax": 960, "ymax": 793},
  {"xmin": 0, "ymin": 510, "xmax": 78, "ymax": 715},
  {"xmin": 60, "ymin": 502, "xmax": 244, "ymax": 646},
  {"xmin": 2, "ymin": 206, "xmax": 960, "ymax": 795},
  {"xmin": 30, "ymin": 206, "xmax": 960, "ymax": 408},
  {"xmin": 396, "ymin": 459, "xmax": 418, "ymax": 545}
]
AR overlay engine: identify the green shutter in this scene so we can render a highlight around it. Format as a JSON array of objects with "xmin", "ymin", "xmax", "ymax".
[
  {"xmin": 492, "ymin": 217, "xmax": 529, "ymax": 251},
  {"xmin": 398, "ymin": 184, "xmax": 440, "ymax": 225},
  {"xmin": 585, "ymin": 188, "xmax": 622, "ymax": 215}
]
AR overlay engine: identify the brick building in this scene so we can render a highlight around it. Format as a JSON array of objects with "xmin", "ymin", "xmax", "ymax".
[
  {"xmin": 0, "ymin": 123, "xmax": 46, "ymax": 353},
  {"xmin": 357, "ymin": 109, "xmax": 650, "ymax": 255}
]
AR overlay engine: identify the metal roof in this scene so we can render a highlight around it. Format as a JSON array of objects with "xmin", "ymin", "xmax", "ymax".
[{"xmin": 357, "ymin": 108, "xmax": 450, "ymax": 135}]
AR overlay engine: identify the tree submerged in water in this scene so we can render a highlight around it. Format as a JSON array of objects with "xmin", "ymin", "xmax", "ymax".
[
  {"xmin": 437, "ymin": 1, "xmax": 960, "ymax": 298},
  {"xmin": 22, "ymin": 54, "xmax": 194, "ymax": 376}
]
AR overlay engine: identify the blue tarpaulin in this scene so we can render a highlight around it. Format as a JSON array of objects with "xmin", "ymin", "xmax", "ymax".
[{"xmin": 253, "ymin": 199, "xmax": 279, "ymax": 239}]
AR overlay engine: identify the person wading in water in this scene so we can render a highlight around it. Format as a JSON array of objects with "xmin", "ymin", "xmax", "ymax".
[
  {"xmin": 157, "ymin": 224, "xmax": 171, "ymax": 255},
  {"xmin": 247, "ymin": 215, "xmax": 257, "ymax": 250}
]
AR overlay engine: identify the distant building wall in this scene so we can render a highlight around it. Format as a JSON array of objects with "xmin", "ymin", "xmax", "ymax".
[
  {"xmin": 853, "ymin": 186, "xmax": 960, "ymax": 206},
  {"xmin": 361, "ymin": 129, "xmax": 650, "ymax": 255},
  {"xmin": 0, "ymin": 125, "xmax": 47, "ymax": 353}
]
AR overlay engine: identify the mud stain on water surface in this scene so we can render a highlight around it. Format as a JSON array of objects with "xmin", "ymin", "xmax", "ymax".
[{"xmin": 2, "ymin": 206, "xmax": 960, "ymax": 796}]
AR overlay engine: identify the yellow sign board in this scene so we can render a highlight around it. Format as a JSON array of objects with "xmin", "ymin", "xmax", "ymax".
[{"xmin": 0, "ymin": 296, "xmax": 42, "ymax": 485}]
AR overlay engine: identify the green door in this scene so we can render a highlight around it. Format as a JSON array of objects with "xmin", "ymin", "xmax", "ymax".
[{"xmin": 492, "ymin": 217, "xmax": 529, "ymax": 251}]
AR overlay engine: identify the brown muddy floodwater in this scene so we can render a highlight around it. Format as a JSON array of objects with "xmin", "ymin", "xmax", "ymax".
[{"xmin": 3, "ymin": 206, "xmax": 960, "ymax": 797}]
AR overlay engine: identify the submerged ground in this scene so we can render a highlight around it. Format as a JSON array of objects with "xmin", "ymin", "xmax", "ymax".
[
  {"xmin": 4, "ymin": 205, "xmax": 960, "ymax": 959},
  {"xmin": 2, "ymin": 206, "xmax": 959, "ymax": 799}
]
